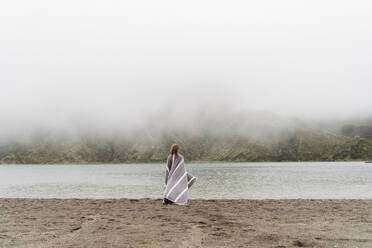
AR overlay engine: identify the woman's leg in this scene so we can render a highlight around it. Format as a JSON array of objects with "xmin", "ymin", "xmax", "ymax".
[{"xmin": 163, "ymin": 198, "xmax": 174, "ymax": 205}]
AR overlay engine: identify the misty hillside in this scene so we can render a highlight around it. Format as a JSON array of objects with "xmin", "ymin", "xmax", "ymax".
[
  {"xmin": 1, "ymin": 113, "xmax": 372, "ymax": 164},
  {"xmin": 2, "ymin": 0, "xmax": 372, "ymax": 165}
]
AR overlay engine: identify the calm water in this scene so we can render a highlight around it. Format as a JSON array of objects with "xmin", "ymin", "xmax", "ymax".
[{"xmin": 0, "ymin": 162, "xmax": 371, "ymax": 199}]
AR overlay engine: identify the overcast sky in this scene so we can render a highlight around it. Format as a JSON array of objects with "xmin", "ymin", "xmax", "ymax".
[{"xmin": 1, "ymin": 0, "xmax": 372, "ymax": 134}]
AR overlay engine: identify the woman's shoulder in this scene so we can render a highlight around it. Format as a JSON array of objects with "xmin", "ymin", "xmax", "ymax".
[{"xmin": 167, "ymin": 154, "xmax": 184, "ymax": 159}]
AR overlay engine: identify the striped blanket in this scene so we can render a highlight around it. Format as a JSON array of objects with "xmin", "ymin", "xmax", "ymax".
[{"xmin": 164, "ymin": 154, "xmax": 196, "ymax": 205}]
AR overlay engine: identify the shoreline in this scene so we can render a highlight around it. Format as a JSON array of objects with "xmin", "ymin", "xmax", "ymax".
[
  {"xmin": 1, "ymin": 198, "xmax": 371, "ymax": 247},
  {"xmin": 1, "ymin": 197, "xmax": 372, "ymax": 200},
  {"xmin": 0, "ymin": 160, "xmax": 369, "ymax": 165}
]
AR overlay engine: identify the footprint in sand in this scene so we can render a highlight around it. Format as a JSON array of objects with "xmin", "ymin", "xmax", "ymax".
[
  {"xmin": 24, "ymin": 214, "xmax": 100, "ymax": 248},
  {"xmin": 180, "ymin": 225, "xmax": 204, "ymax": 248}
]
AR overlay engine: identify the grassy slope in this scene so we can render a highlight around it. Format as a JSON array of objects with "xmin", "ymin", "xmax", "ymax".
[{"xmin": 1, "ymin": 124, "xmax": 372, "ymax": 164}]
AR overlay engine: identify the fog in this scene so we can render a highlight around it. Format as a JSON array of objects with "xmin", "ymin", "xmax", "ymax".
[{"xmin": 1, "ymin": 0, "xmax": 372, "ymax": 138}]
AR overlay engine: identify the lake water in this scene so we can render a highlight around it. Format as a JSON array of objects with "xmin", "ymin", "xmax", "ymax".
[{"xmin": 0, "ymin": 162, "xmax": 371, "ymax": 199}]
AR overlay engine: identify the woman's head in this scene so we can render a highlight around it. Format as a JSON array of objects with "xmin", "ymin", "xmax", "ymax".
[{"xmin": 170, "ymin": 144, "xmax": 179, "ymax": 155}]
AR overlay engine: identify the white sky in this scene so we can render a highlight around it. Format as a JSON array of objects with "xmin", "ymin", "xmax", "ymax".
[{"xmin": 1, "ymin": 0, "xmax": 372, "ymax": 133}]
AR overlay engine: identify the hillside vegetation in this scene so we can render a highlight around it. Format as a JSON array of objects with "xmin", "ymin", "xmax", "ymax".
[{"xmin": 1, "ymin": 114, "xmax": 372, "ymax": 164}]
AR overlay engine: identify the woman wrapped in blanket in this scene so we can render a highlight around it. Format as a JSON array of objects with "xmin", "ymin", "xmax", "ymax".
[{"xmin": 163, "ymin": 144, "xmax": 197, "ymax": 205}]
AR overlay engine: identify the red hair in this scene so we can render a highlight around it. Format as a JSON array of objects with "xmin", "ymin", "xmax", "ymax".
[{"xmin": 170, "ymin": 144, "xmax": 179, "ymax": 155}]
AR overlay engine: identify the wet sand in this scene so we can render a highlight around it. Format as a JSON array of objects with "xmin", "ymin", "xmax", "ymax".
[{"xmin": 0, "ymin": 199, "xmax": 371, "ymax": 248}]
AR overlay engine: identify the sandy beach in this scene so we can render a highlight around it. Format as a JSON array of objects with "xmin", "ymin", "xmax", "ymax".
[{"xmin": 0, "ymin": 199, "xmax": 371, "ymax": 248}]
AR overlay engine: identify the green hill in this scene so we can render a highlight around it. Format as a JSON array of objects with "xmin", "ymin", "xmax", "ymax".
[{"xmin": 1, "ymin": 123, "xmax": 372, "ymax": 164}]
